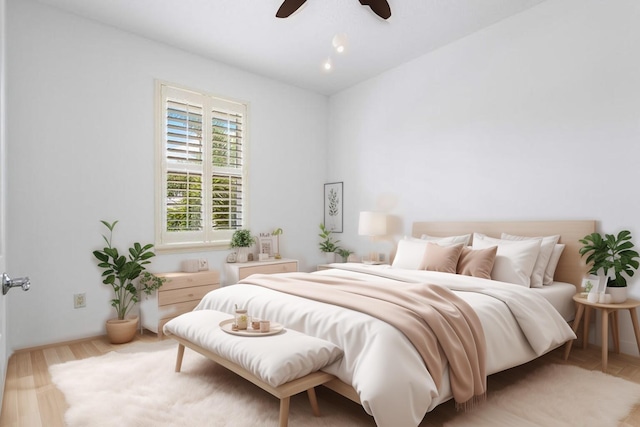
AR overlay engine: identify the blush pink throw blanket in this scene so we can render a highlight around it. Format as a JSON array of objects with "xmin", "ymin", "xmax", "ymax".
[{"xmin": 239, "ymin": 272, "xmax": 487, "ymax": 408}]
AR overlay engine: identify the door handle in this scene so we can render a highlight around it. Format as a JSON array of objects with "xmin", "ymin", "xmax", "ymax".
[{"xmin": 2, "ymin": 273, "xmax": 31, "ymax": 295}]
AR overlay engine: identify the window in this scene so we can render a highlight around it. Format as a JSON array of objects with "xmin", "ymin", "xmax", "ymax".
[{"xmin": 156, "ymin": 83, "xmax": 247, "ymax": 250}]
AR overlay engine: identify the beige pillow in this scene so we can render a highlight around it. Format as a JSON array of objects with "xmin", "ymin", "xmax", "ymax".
[
  {"xmin": 423, "ymin": 242, "xmax": 464, "ymax": 274},
  {"xmin": 457, "ymin": 246, "xmax": 497, "ymax": 279}
]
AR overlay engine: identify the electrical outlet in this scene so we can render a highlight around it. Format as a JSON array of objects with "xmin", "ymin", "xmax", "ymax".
[
  {"xmin": 198, "ymin": 259, "xmax": 209, "ymax": 271},
  {"xmin": 74, "ymin": 293, "xmax": 86, "ymax": 309}
]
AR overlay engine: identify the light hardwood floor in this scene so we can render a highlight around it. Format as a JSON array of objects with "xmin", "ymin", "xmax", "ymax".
[{"xmin": 1, "ymin": 331, "xmax": 640, "ymax": 427}]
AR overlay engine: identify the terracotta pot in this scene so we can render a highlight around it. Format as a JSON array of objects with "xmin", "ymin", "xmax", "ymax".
[{"xmin": 106, "ymin": 316, "xmax": 139, "ymax": 344}]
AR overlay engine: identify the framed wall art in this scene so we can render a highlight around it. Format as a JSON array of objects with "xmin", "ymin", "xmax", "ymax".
[
  {"xmin": 258, "ymin": 234, "xmax": 277, "ymax": 257},
  {"xmin": 324, "ymin": 182, "xmax": 343, "ymax": 233}
]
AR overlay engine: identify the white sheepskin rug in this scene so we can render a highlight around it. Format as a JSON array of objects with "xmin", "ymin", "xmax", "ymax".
[
  {"xmin": 49, "ymin": 346, "xmax": 371, "ymax": 427},
  {"xmin": 444, "ymin": 363, "xmax": 640, "ymax": 427},
  {"xmin": 50, "ymin": 346, "xmax": 640, "ymax": 427}
]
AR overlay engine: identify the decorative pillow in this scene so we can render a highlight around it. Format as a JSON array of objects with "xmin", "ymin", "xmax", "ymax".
[
  {"xmin": 423, "ymin": 242, "xmax": 464, "ymax": 274},
  {"xmin": 501, "ymin": 233, "xmax": 560, "ymax": 288},
  {"xmin": 544, "ymin": 244, "xmax": 566, "ymax": 285},
  {"xmin": 457, "ymin": 246, "xmax": 497, "ymax": 279},
  {"xmin": 472, "ymin": 233, "xmax": 542, "ymax": 287},
  {"xmin": 392, "ymin": 238, "xmax": 429, "ymax": 270},
  {"xmin": 421, "ymin": 234, "xmax": 471, "ymax": 246}
]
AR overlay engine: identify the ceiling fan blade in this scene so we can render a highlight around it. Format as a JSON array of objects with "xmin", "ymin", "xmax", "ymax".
[
  {"xmin": 359, "ymin": 0, "xmax": 391, "ymax": 20},
  {"xmin": 276, "ymin": 0, "xmax": 308, "ymax": 18}
]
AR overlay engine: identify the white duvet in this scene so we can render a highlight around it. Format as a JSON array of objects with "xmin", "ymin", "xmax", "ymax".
[{"xmin": 194, "ymin": 264, "xmax": 576, "ymax": 427}]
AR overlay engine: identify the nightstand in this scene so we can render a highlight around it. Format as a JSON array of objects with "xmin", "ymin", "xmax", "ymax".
[
  {"xmin": 225, "ymin": 258, "xmax": 298, "ymax": 285},
  {"xmin": 563, "ymin": 294, "xmax": 640, "ymax": 372},
  {"xmin": 140, "ymin": 270, "xmax": 220, "ymax": 338}
]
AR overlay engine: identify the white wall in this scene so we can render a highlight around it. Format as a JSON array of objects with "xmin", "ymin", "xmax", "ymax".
[
  {"xmin": 5, "ymin": 0, "xmax": 328, "ymax": 350},
  {"xmin": 6, "ymin": 0, "xmax": 640, "ymax": 356},
  {"xmin": 329, "ymin": 0, "xmax": 640, "ymax": 354}
]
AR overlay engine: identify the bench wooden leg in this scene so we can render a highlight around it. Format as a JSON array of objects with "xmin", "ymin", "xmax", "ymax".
[
  {"xmin": 307, "ymin": 387, "xmax": 321, "ymax": 417},
  {"xmin": 175, "ymin": 344, "xmax": 185, "ymax": 373},
  {"xmin": 279, "ymin": 396, "xmax": 290, "ymax": 427}
]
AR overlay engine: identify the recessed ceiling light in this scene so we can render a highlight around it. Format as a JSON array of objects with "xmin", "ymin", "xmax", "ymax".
[
  {"xmin": 323, "ymin": 58, "xmax": 333, "ymax": 71},
  {"xmin": 332, "ymin": 34, "xmax": 347, "ymax": 54}
]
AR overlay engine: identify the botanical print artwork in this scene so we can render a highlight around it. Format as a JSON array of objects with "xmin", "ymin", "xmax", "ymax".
[{"xmin": 324, "ymin": 182, "xmax": 343, "ymax": 233}]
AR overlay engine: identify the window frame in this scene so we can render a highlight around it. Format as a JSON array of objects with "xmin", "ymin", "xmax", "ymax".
[{"xmin": 154, "ymin": 81, "xmax": 249, "ymax": 252}]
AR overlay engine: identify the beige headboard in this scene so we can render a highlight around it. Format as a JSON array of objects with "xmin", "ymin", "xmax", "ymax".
[{"xmin": 412, "ymin": 220, "xmax": 596, "ymax": 289}]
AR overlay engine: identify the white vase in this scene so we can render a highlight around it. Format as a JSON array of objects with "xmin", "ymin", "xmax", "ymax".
[
  {"xmin": 325, "ymin": 252, "xmax": 336, "ymax": 263},
  {"xmin": 237, "ymin": 247, "xmax": 249, "ymax": 263},
  {"xmin": 607, "ymin": 286, "xmax": 627, "ymax": 303}
]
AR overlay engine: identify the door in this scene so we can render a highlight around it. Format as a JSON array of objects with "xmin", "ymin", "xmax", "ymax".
[{"xmin": 0, "ymin": 0, "xmax": 7, "ymax": 407}]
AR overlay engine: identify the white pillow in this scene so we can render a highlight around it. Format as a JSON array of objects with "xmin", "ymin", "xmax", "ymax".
[
  {"xmin": 501, "ymin": 233, "xmax": 560, "ymax": 288},
  {"xmin": 544, "ymin": 244, "xmax": 566, "ymax": 285},
  {"xmin": 164, "ymin": 310, "xmax": 343, "ymax": 387},
  {"xmin": 392, "ymin": 238, "xmax": 429, "ymax": 269},
  {"xmin": 421, "ymin": 234, "xmax": 471, "ymax": 246},
  {"xmin": 472, "ymin": 233, "xmax": 542, "ymax": 287}
]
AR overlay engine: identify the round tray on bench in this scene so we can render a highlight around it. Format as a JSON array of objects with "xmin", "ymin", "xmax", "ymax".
[{"xmin": 219, "ymin": 318, "xmax": 284, "ymax": 337}]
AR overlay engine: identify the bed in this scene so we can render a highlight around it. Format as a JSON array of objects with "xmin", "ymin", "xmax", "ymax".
[{"xmin": 194, "ymin": 220, "xmax": 595, "ymax": 427}]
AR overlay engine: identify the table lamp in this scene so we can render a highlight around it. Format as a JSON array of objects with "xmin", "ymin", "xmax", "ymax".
[{"xmin": 358, "ymin": 211, "xmax": 387, "ymax": 264}]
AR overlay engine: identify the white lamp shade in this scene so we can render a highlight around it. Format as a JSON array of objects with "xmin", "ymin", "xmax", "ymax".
[{"xmin": 358, "ymin": 211, "xmax": 387, "ymax": 236}]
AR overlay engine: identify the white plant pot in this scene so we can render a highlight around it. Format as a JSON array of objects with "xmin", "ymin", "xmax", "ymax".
[
  {"xmin": 237, "ymin": 247, "xmax": 249, "ymax": 263},
  {"xmin": 607, "ymin": 286, "xmax": 627, "ymax": 303},
  {"xmin": 325, "ymin": 252, "xmax": 336, "ymax": 263}
]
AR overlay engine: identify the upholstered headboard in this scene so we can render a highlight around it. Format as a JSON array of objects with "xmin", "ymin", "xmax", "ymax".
[{"xmin": 411, "ymin": 220, "xmax": 596, "ymax": 289}]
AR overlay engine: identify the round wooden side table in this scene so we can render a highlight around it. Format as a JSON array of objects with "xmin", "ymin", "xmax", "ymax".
[{"xmin": 563, "ymin": 294, "xmax": 640, "ymax": 372}]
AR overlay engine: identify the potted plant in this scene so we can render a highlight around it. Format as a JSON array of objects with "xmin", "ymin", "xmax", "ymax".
[
  {"xmin": 579, "ymin": 230, "xmax": 640, "ymax": 303},
  {"xmin": 319, "ymin": 223, "xmax": 340, "ymax": 263},
  {"xmin": 336, "ymin": 248, "xmax": 354, "ymax": 263},
  {"xmin": 93, "ymin": 220, "xmax": 165, "ymax": 343},
  {"xmin": 231, "ymin": 229, "xmax": 255, "ymax": 263}
]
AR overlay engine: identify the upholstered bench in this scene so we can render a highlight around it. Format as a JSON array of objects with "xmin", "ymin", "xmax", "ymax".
[{"xmin": 163, "ymin": 310, "xmax": 343, "ymax": 427}]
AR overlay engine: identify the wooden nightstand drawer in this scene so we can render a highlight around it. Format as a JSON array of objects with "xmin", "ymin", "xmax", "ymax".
[
  {"xmin": 141, "ymin": 270, "xmax": 220, "ymax": 338},
  {"xmin": 225, "ymin": 259, "xmax": 298, "ymax": 285},
  {"xmin": 157, "ymin": 270, "xmax": 220, "ymax": 291},
  {"xmin": 157, "ymin": 300, "xmax": 201, "ymax": 321},
  {"xmin": 238, "ymin": 261, "xmax": 297, "ymax": 279},
  {"xmin": 158, "ymin": 283, "xmax": 219, "ymax": 306}
]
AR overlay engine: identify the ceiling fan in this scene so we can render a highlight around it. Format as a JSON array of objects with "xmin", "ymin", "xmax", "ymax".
[{"xmin": 276, "ymin": 0, "xmax": 392, "ymax": 20}]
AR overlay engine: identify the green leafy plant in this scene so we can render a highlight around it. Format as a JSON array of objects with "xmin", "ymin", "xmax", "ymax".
[
  {"xmin": 579, "ymin": 230, "xmax": 640, "ymax": 287},
  {"xmin": 336, "ymin": 248, "xmax": 354, "ymax": 260},
  {"xmin": 584, "ymin": 280, "xmax": 594, "ymax": 293},
  {"xmin": 318, "ymin": 223, "xmax": 340, "ymax": 253},
  {"xmin": 93, "ymin": 220, "xmax": 165, "ymax": 320},
  {"xmin": 230, "ymin": 229, "xmax": 255, "ymax": 248}
]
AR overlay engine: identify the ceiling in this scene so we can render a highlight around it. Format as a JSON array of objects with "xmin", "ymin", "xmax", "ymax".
[{"xmin": 36, "ymin": 0, "xmax": 546, "ymax": 95}]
